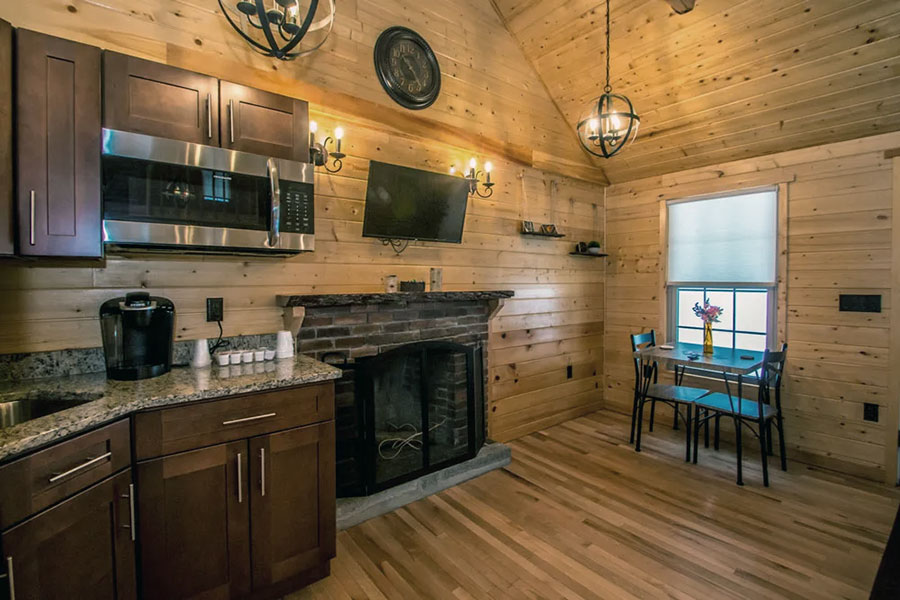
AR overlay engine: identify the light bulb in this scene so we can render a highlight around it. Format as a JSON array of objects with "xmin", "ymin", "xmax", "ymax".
[
  {"xmin": 468, "ymin": 157, "xmax": 477, "ymax": 170},
  {"xmin": 484, "ymin": 161, "xmax": 493, "ymax": 173},
  {"xmin": 588, "ymin": 118, "xmax": 599, "ymax": 133},
  {"xmin": 335, "ymin": 126, "xmax": 344, "ymax": 140},
  {"xmin": 287, "ymin": 1, "xmax": 299, "ymax": 18},
  {"xmin": 309, "ymin": 120, "xmax": 318, "ymax": 134},
  {"xmin": 449, "ymin": 165, "xmax": 457, "ymax": 175},
  {"xmin": 608, "ymin": 113, "xmax": 622, "ymax": 131}
]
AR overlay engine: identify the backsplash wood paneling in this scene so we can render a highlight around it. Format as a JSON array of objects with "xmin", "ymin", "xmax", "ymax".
[{"xmin": 0, "ymin": 3, "xmax": 607, "ymax": 442}]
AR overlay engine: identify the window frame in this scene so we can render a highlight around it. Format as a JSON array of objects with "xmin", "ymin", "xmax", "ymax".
[{"xmin": 664, "ymin": 185, "xmax": 781, "ymax": 354}]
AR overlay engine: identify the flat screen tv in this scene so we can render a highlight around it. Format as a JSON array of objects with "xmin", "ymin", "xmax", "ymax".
[{"xmin": 362, "ymin": 161, "xmax": 469, "ymax": 243}]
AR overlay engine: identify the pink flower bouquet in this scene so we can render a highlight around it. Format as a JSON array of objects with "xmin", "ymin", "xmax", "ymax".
[{"xmin": 692, "ymin": 299, "xmax": 723, "ymax": 324}]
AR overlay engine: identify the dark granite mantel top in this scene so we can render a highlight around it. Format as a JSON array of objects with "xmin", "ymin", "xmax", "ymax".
[{"xmin": 277, "ymin": 290, "xmax": 514, "ymax": 308}]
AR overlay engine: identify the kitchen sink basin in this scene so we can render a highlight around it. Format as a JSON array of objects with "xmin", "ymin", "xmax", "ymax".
[{"xmin": 0, "ymin": 391, "xmax": 104, "ymax": 430}]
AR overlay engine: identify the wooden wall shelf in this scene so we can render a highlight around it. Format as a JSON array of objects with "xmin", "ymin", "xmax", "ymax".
[
  {"xmin": 569, "ymin": 251, "xmax": 608, "ymax": 258},
  {"xmin": 521, "ymin": 230, "xmax": 565, "ymax": 238}
]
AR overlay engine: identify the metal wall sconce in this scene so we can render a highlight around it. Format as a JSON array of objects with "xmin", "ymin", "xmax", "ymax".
[
  {"xmin": 309, "ymin": 121, "xmax": 346, "ymax": 173},
  {"xmin": 450, "ymin": 158, "xmax": 494, "ymax": 198}
]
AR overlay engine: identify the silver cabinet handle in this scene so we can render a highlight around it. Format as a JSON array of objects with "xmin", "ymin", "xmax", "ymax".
[
  {"xmin": 48, "ymin": 451, "xmax": 112, "ymax": 483},
  {"xmin": 259, "ymin": 448, "xmax": 266, "ymax": 497},
  {"xmin": 128, "ymin": 483, "xmax": 136, "ymax": 542},
  {"xmin": 236, "ymin": 452, "xmax": 242, "ymax": 504},
  {"xmin": 28, "ymin": 191, "xmax": 35, "ymax": 246},
  {"xmin": 229, "ymin": 98, "xmax": 235, "ymax": 144},
  {"xmin": 222, "ymin": 412, "xmax": 277, "ymax": 426},
  {"xmin": 266, "ymin": 157, "xmax": 281, "ymax": 247},
  {"xmin": 5, "ymin": 556, "xmax": 14, "ymax": 600},
  {"xmin": 206, "ymin": 93, "xmax": 212, "ymax": 139}
]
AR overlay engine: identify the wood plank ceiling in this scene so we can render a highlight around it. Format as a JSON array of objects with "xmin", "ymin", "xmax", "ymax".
[{"xmin": 492, "ymin": 0, "xmax": 900, "ymax": 183}]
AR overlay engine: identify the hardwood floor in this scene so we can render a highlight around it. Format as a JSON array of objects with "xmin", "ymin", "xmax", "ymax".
[{"xmin": 289, "ymin": 410, "xmax": 900, "ymax": 600}]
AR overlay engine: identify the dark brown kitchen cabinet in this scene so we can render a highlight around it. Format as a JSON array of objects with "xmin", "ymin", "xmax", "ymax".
[
  {"xmin": 0, "ymin": 469, "xmax": 136, "ymax": 600},
  {"xmin": 16, "ymin": 30, "xmax": 101, "ymax": 258},
  {"xmin": 135, "ymin": 441, "xmax": 251, "ymax": 600},
  {"xmin": 103, "ymin": 51, "xmax": 219, "ymax": 146},
  {"xmin": 219, "ymin": 81, "xmax": 309, "ymax": 161},
  {"xmin": 250, "ymin": 422, "xmax": 335, "ymax": 590},
  {"xmin": 0, "ymin": 19, "xmax": 12, "ymax": 256}
]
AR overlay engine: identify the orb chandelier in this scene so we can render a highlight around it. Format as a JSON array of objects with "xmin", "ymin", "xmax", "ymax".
[
  {"xmin": 219, "ymin": 0, "xmax": 335, "ymax": 61},
  {"xmin": 576, "ymin": 0, "xmax": 640, "ymax": 158}
]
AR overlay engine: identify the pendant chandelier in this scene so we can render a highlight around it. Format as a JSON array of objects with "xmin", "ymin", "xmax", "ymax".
[
  {"xmin": 219, "ymin": 0, "xmax": 335, "ymax": 61},
  {"xmin": 576, "ymin": 0, "xmax": 640, "ymax": 158}
]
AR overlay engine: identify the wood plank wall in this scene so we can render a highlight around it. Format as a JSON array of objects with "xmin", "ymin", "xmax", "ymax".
[
  {"xmin": 0, "ymin": 1, "xmax": 607, "ymax": 442},
  {"xmin": 605, "ymin": 131, "xmax": 900, "ymax": 482}
]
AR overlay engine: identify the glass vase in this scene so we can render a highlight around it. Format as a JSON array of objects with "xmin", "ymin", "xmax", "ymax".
[{"xmin": 703, "ymin": 322, "xmax": 713, "ymax": 355}]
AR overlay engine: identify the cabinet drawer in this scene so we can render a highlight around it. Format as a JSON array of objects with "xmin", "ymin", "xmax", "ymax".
[
  {"xmin": 133, "ymin": 383, "xmax": 334, "ymax": 460},
  {"xmin": 0, "ymin": 419, "xmax": 130, "ymax": 530}
]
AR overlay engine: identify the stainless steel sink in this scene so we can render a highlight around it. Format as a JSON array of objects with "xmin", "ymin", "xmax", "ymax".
[{"xmin": 0, "ymin": 392, "xmax": 104, "ymax": 429}]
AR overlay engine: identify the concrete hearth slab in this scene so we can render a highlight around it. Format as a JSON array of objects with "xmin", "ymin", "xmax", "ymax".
[{"xmin": 335, "ymin": 442, "xmax": 512, "ymax": 530}]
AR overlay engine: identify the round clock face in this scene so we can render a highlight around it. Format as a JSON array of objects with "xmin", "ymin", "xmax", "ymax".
[{"xmin": 374, "ymin": 27, "xmax": 441, "ymax": 110}]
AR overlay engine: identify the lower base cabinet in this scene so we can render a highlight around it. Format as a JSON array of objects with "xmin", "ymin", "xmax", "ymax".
[
  {"xmin": 136, "ymin": 421, "xmax": 335, "ymax": 600},
  {"xmin": 0, "ymin": 469, "xmax": 136, "ymax": 600}
]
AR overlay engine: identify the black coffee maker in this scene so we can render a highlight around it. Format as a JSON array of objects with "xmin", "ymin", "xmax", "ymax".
[{"xmin": 100, "ymin": 292, "xmax": 175, "ymax": 380}]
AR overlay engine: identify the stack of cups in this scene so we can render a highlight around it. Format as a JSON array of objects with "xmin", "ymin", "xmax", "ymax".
[{"xmin": 276, "ymin": 330, "xmax": 295, "ymax": 359}]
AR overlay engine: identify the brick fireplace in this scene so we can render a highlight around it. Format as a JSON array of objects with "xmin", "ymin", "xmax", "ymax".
[{"xmin": 278, "ymin": 291, "xmax": 513, "ymax": 497}]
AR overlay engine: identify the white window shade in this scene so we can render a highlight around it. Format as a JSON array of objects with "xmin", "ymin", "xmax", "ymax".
[{"xmin": 667, "ymin": 190, "xmax": 777, "ymax": 284}]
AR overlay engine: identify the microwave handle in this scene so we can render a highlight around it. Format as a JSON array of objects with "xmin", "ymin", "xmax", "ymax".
[{"xmin": 266, "ymin": 157, "xmax": 281, "ymax": 247}]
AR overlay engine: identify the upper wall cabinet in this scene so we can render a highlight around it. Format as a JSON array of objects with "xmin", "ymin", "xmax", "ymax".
[
  {"xmin": 0, "ymin": 19, "xmax": 13, "ymax": 256},
  {"xmin": 103, "ymin": 52, "xmax": 220, "ymax": 146},
  {"xmin": 220, "ymin": 81, "xmax": 309, "ymax": 162},
  {"xmin": 16, "ymin": 30, "xmax": 101, "ymax": 258}
]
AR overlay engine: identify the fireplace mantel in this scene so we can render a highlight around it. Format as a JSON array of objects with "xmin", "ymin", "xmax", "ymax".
[{"xmin": 277, "ymin": 290, "xmax": 514, "ymax": 308}]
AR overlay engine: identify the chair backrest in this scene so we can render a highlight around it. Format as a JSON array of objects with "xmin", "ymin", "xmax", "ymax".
[
  {"xmin": 630, "ymin": 330, "xmax": 657, "ymax": 390},
  {"xmin": 757, "ymin": 344, "xmax": 787, "ymax": 410}
]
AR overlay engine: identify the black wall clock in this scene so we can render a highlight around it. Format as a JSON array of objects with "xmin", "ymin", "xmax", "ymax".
[{"xmin": 374, "ymin": 26, "xmax": 441, "ymax": 110}]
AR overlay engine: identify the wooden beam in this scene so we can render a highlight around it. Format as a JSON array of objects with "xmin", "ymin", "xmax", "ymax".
[
  {"xmin": 665, "ymin": 0, "xmax": 696, "ymax": 14},
  {"xmin": 886, "ymin": 156, "xmax": 900, "ymax": 486}
]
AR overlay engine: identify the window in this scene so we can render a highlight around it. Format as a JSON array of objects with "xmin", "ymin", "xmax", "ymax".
[{"xmin": 667, "ymin": 189, "xmax": 778, "ymax": 352}]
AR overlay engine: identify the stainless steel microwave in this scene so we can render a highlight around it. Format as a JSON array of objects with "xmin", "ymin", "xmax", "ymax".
[{"xmin": 101, "ymin": 128, "xmax": 314, "ymax": 254}]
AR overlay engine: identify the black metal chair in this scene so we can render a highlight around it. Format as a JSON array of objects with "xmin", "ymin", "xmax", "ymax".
[
  {"xmin": 631, "ymin": 331, "xmax": 710, "ymax": 461},
  {"xmin": 692, "ymin": 346, "xmax": 788, "ymax": 486}
]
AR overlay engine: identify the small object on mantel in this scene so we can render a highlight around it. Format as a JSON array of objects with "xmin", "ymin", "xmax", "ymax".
[
  {"xmin": 385, "ymin": 274, "xmax": 398, "ymax": 293},
  {"xmin": 430, "ymin": 267, "xmax": 443, "ymax": 292},
  {"xmin": 399, "ymin": 280, "xmax": 426, "ymax": 292}
]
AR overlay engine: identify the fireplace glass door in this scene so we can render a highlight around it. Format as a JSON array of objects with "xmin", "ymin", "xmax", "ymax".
[{"xmin": 358, "ymin": 341, "xmax": 480, "ymax": 494}]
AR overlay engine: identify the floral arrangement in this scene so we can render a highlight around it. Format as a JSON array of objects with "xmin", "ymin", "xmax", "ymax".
[{"xmin": 693, "ymin": 299, "xmax": 723, "ymax": 324}]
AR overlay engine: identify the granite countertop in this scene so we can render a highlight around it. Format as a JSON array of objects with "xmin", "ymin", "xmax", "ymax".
[
  {"xmin": 0, "ymin": 355, "xmax": 342, "ymax": 464},
  {"xmin": 277, "ymin": 290, "xmax": 515, "ymax": 307}
]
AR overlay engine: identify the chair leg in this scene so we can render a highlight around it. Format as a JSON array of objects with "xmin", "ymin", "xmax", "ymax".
[
  {"xmin": 776, "ymin": 413, "xmax": 787, "ymax": 471},
  {"xmin": 766, "ymin": 421, "xmax": 774, "ymax": 455},
  {"xmin": 704, "ymin": 417, "xmax": 710, "ymax": 448},
  {"xmin": 714, "ymin": 414, "xmax": 721, "ymax": 450},
  {"xmin": 759, "ymin": 418, "xmax": 769, "ymax": 487},
  {"xmin": 635, "ymin": 397, "xmax": 645, "ymax": 453},
  {"xmin": 673, "ymin": 405, "xmax": 679, "ymax": 431},
  {"xmin": 735, "ymin": 417, "xmax": 744, "ymax": 486},
  {"xmin": 693, "ymin": 409, "xmax": 701, "ymax": 465},
  {"xmin": 629, "ymin": 390, "xmax": 639, "ymax": 444},
  {"xmin": 649, "ymin": 399, "xmax": 656, "ymax": 432},
  {"xmin": 684, "ymin": 404, "xmax": 692, "ymax": 462}
]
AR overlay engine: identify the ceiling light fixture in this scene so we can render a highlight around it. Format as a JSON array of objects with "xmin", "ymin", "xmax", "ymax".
[
  {"xmin": 219, "ymin": 0, "xmax": 335, "ymax": 61},
  {"xmin": 576, "ymin": 0, "xmax": 640, "ymax": 158}
]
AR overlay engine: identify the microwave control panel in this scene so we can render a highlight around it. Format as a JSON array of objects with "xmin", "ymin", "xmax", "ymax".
[{"xmin": 281, "ymin": 181, "xmax": 314, "ymax": 234}]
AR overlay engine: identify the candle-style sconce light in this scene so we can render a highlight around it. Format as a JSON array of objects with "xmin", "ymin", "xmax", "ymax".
[
  {"xmin": 450, "ymin": 157, "xmax": 494, "ymax": 198},
  {"xmin": 309, "ymin": 121, "xmax": 346, "ymax": 173}
]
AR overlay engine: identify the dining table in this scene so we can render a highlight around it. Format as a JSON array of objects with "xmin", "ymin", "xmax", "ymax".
[{"xmin": 632, "ymin": 342, "xmax": 766, "ymax": 463}]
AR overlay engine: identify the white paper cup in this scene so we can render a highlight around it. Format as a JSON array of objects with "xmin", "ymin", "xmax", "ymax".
[
  {"xmin": 254, "ymin": 349, "xmax": 265, "ymax": 362},
  {"xmin": 216, "ymin": 353, "xmax": 230, "ymax": 367},
  {"xmin": 229, "ymin": 352, "xmax": 242, "ymax": 365}
]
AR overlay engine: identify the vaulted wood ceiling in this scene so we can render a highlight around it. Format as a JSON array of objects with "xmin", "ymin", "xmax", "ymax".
[{"xmin": 493, "ymin": 0, "xmax": 900, "ymax": 183}]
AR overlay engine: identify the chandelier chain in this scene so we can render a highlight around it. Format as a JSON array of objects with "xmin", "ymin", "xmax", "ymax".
[{"xmin": 604, "ymin": 0, "xmax": 611, "ymax": 93}]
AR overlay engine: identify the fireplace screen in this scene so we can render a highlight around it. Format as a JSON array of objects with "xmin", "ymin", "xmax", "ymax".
[{"xmin": 354, "ymin": 341, "xmax": 482, "ymax": 494}]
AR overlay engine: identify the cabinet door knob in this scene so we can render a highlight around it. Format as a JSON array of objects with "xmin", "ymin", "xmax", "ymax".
[
  {"xmin": 4, "ymin": 556, "xmax": 14, "ymax": 600},
  {"xmin": 259, "ymin": 447, "xmax": 266, "ymax": 497},
  {"xmin": 29, "ymin": 191, "xmax": 35, "ymax": 246},
  {"xmin": 236, "ymin": 452, "xmax": 243, "ymax": 504},
  {"xmin": 229, "ymin": 98, "xmax": 235, "ymax": 144},
  {"xmin": 207, "ymin": 93, "xmax": 213, "ymax": 139}
]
